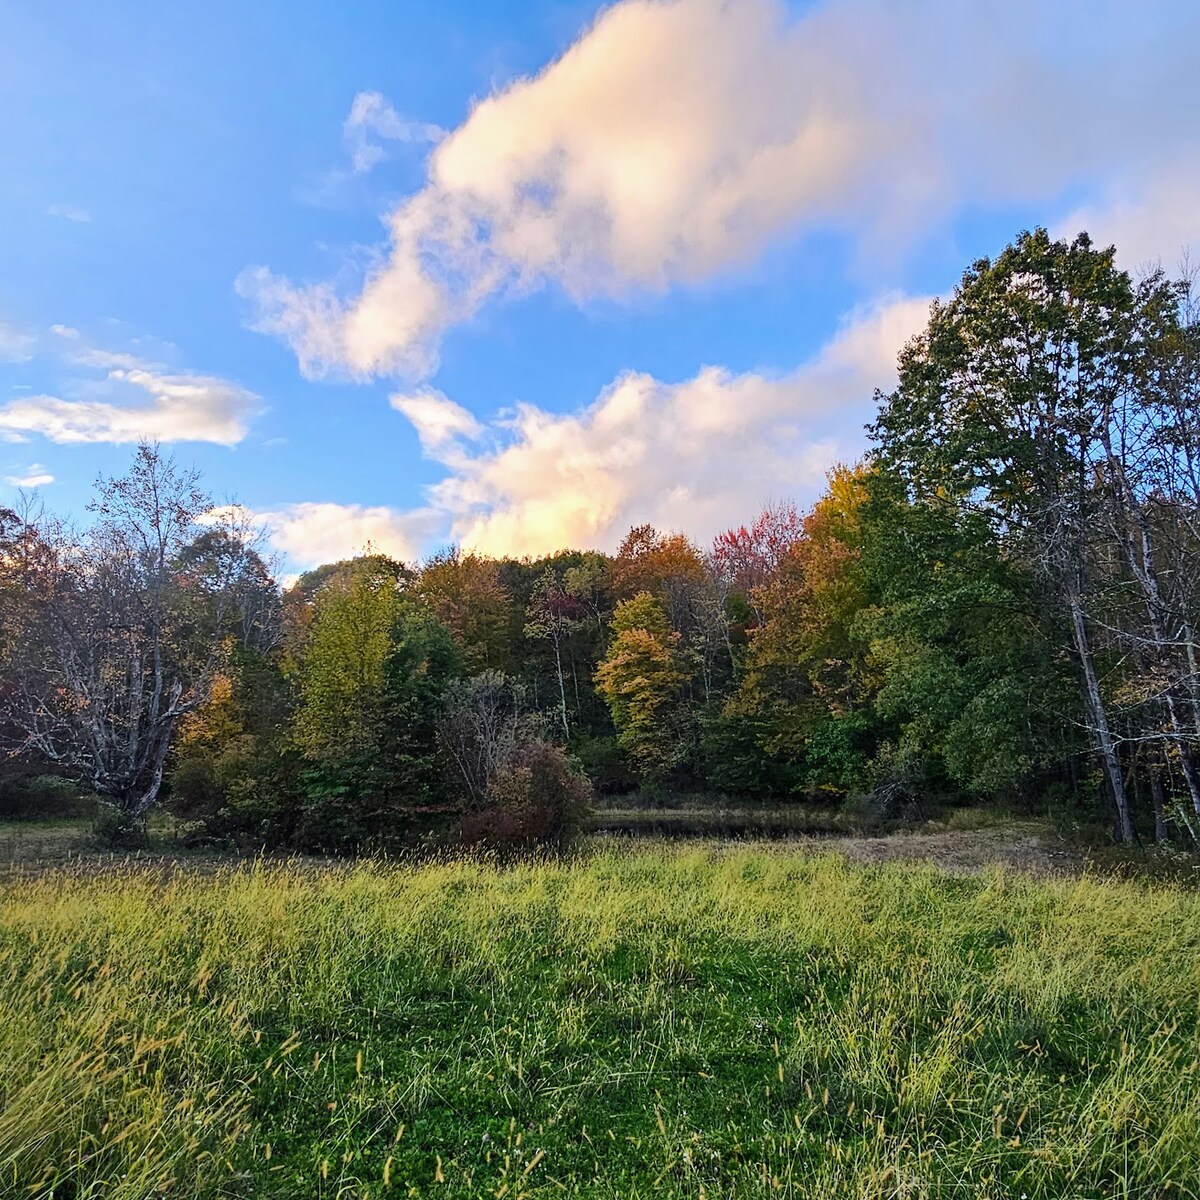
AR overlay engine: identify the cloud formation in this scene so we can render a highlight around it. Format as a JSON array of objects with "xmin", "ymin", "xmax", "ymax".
[
  {"xmin": 4, "ymin": 463, "xmax": 54, "ymax": 488},
  {"xmin": 241, "ymin": 0, "xmax": 1200, "ymax": 380},
  {"xmin": 344, "ymin": 91, "xmax": 444, "ymax": 174},
  {"xmin": 1057, "ymin": 162, "xmax": 1200, "ymax": 274},
  {"xmin": 0, "ymin": 365, "xmax": 262, "ymax": 445},
  {"xmin": 47, "ymin": 204, "xmax": 91, "ymax": 223},
  {"xmin": 394, "ymin": 293, "xmax": 930, "ymax": 557},
  {"xmin": 246, "ymin": 292, "xmax": 926, "ymax": 569},
  {"xmin": 390, "ymin": 387, "xmax": 481, "ymax": 460},
  {"xmin": 252, "ymin": 501, "xmax": 442, "ymax": 569}
]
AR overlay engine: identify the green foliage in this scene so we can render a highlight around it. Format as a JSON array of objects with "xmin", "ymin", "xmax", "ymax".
[
  {"xmin": 293, "ymin": 559, "xmax": 406, "ymax": 759},
  {"xmin": 0, "ymin": 773, "xmax": 90, "ymax": 821},
  {"xmin": 699, "ymin": 706, "xmax": 805, "ymax": 796},
  {"xmin": 596, "ymin": 593, "xmax": 692, "ymax": 778},
  {"xmin": 568, "ymin": 731, "xmax": 637, "ymax": 795},
  {"xmin": 295, "ymin": 591, "xmax": 461, "ymax": 852},
  {"xmin": 870, "ymin": 229, "xmax": 1178, "ymax": 525},
  {"xmin": 2, "ymin": 850, "xmax": 1199, "ymax": 1198},
  {"xmin": 857, "ymin": 475, "xmax": 1080, "ymax": 800},
  {"xmin": 801, "ymin": 712, "xmax": 876, "ymax": 793}
]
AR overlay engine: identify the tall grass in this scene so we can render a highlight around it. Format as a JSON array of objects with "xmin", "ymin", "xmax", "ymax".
[{"xmin": 0, "ymin": 846, "xmax": 1197, "ymax": 1197}]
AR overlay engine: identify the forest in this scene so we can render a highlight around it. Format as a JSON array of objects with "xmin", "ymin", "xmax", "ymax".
[{"xmin": 2, "ymin": 229, "xmax": 1199, "ymax": 853}]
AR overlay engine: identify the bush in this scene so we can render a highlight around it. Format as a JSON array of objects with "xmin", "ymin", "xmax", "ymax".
[
  {"xmin": 0, "ymin": 772, "xmax": 93, "ymax": 820},
  {"xmin": 844, "ymin": 781, "xmax": 926, "ymax": 827},
  {"xmin": 452, "ymin": 743, "xmax": 591, "ymax": 851},
  {"xmin": 569, "ymin": 731, "xmax": 636, "ymax": 795},
  {"xmin": 169, "ymin": 756, "xmax": 224, "ymax": 820},
  {"xmin": 91, "ymin": 806, "xmax": 151, "ymax": 848},
  {"xmin": 699, "ymin": 708, "xmax": 804, "ymax": 797},
  {"xmin": 168, "ymin": 738, "xmax": 304, "ymax": 852},
  {"xmin": 175, "ymin": 819, "xmax": 229, "ymax": 850}
]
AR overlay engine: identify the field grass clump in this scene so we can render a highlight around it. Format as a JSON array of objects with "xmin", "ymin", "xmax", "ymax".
[{"xmin": 0, "ymin": 846, "xmax": 1198, "ymax": 1198}]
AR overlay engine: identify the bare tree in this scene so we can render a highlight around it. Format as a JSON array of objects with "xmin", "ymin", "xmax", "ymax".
[
  {"xmin": 0, "ymin": 444, "xmax": 272, "ymax": 830},
  {"xmin": 437, "ymin": 671, "xmax": 538, "ymax": 807}
]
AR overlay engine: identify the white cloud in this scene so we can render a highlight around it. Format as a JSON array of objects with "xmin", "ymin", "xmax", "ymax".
[
  {"xmin": 1056, "ymin": 162, "xmax": 1200, "ymax": 274},
  {"xmin": 241, "ymin": 291, "xmax": 926, "ymax": 568},
  {"xmin": 4, "ymin": 463, "xmax": 54, "ymax": 488},
  {"xmin": 390, "ymin": 387, "xmax": 481, "ymax": 459},
  {"xmin": 0, "ymin": 366, "xmax": 262, "ymax": 445},
  {"xmin": 252, "ymin": 501, "xmax": 442, "ymax": 569},
  {"xmin": 0, "ymin": 322, "xmax": 36, "ymax": 363},
  {"xmin": 49, "ymin": 324, "xmax": 80, "ymax": 340},
  {"xmin": 344, "ymin": 91, "xmax": 444, "ymax": 174},
  {"xmin": 69, "ymin": 348, "xmax": 150, "ymax": 371},
  {"xmin": 241, "ymin": 0, "xmax": 1200, "ymax": 380},
  {"xmin": 47, "ymin": 204, "xmax": 91, "ymax": 223},
  {"xmin": 390, "ymin": 293, "xmax": 930, "ymax": 557}
]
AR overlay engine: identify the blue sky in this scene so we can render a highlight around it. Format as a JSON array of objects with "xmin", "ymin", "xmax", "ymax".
[{"xmin": 2, "ymin": 0, "xmax": 1198, "ymax": 572}]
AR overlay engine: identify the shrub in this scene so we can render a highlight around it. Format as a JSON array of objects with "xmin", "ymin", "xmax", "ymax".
[
  {"xmin": 569, "ymin": 731, "xmax": 636, "ymax": 795},
  {"xmin": 0, "ymin": 772, "xmax": 92, "ymax": 820},
  {"xmin": 452, "ymin": 743, "xmax": 591, "ymax": 851},
  {"xmin": 168, "ymin": 739, "xmax": 304, "ymax": 852},
  {"xmin": 91, "ymin": 805, "xmax": 150, "ymax": 848}
]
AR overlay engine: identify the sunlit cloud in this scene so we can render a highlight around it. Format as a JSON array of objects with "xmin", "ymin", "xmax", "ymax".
[
  {"xmin": 389, "ymin": 293, "xmax": 930, "ymax": 557},
  {"xmin": 0, "ymin": 365, "xmax": 263, "ymax": 446},
  {"xmin": 251, "ymin": 500, "xmax": 443, "ymax": 569},
  {"xmin": 390, "ymin": 387, "xmax": 481, "ymax": 461},
  {"xmin": 241, "ymin": 0, "xmax": 1200, "ymax": 381}
]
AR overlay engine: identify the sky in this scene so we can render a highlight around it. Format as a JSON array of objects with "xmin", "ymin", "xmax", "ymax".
[{"xmin": 2, "ymin": 0, "xmax": 1198, "ymax": 574}]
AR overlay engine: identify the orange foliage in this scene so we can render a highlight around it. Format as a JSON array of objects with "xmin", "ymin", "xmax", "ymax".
[{"xmin": 609, "ymin": 523, "xmax": 707, "ymax": 602}]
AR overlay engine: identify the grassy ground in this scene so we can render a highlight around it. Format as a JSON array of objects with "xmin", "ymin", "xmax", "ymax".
[
  {"xmin": 0, "ymin": 813, "xmax": 181, "ymax": 873},
  {"xmin": 1, "ymin": 846, "xmax": 1198, "ymax": 1198}
]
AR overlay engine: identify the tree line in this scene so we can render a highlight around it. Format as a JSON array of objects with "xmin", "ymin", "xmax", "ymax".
[{"xmin": 1, "ymin": 229, "xmax": 1198, "ymax": 850}]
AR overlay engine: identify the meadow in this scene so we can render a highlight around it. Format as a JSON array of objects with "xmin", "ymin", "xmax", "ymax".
[{"xmin": 1, "ymin": 845, "xmax": 1198, "ymax": 1199}]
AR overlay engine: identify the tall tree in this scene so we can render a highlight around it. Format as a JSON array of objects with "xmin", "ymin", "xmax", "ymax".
[
  {"xmin": 292, "ymin": 559, "xmax": 459, "ymax": 849},
  {"xmin": 416, "ymin": 548, "xmax": 514, "ymax": 674},
  {"xmin": 870, "ymin": 229, "xmax": 1182, "ymax": 842},
  {"xmin": 721, "ymin": 466, "xmax": 875, "ymax": 789},
  {"xmin": 524, "ymin": 568, "xmax": 585, "ymax": 738},
  {"xmin": 712, "ymin": 500, "xmax": 804, "ymax": 625}
]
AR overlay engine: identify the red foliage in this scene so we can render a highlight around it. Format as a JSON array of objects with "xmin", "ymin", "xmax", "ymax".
[{"xmin": 711, "ymin": 500, "xmax": 804, "ymax": 595}]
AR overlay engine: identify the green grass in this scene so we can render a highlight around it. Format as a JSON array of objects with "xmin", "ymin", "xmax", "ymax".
[
  {"xmin": 1, "ymin": 847, "xmax": 1198, "ymax": 1198},
  {"xmin": 588, "ymin": 804, "xmax": 857, "ymax": 838},
  {"xmin": 0, "ymin": 818, "xmax": 94, "ymax": 867},
  {"xmin": 0, "ymin": 812, "xmax": 185, "ymax": 866}
]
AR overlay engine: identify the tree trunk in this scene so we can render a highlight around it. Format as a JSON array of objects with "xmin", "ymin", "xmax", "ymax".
[
  {"xmin": 1067, "ymin": 594, "xmax": 1138, "ymax": 844},
  {"xmin": 553, "ymin": 636, "xmax": 570, "ymax": 739},
  {"xmin": 1148, "ymin": 766, "xmax": 1171, "ymax": 844}
]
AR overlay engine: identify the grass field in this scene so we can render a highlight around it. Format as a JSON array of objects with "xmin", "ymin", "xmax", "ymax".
[{"xmin": 1, "ymin": 846, "xmax": 1198, "ymax": 1199}]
